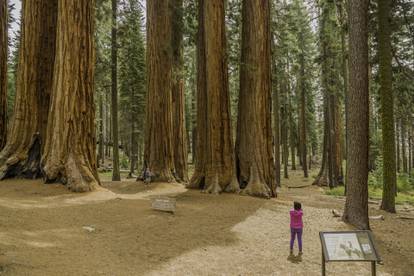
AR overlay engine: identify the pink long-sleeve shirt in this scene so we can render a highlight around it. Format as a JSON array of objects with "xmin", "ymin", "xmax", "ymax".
[{"xmin": 290, "ymin": 209, "xmax": 303, "ymax": 229}]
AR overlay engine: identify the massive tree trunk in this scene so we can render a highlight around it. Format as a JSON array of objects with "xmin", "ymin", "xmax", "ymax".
[
  {"xmin": 189, "ymin": 0, "xmax": 239, "ymax": 194},
  {"xmin": 235, "ymin": 0, "xmax": 276, "ymax": 198},
  {"xmin": 111, "ymin": 0, "xmax": 121, "ymax": 181},
  {"xmin": 0, "ymin": 0, "xmax": 7, "ymax": 149},
  {"xmin": 0, "ymin": 0, "xmax": 57, "ymax": 179},
  {"xmin": 172, "ymin": 0, "xmax": 188, "ymax": 183},
  {"xmin": 42, "ymin": 0, "xmax": 99, "ymax": 192},
  {"xmin": 378, "ymin": 0, "xmax": 396, "ymax": 213},
  {"xmin": 317, "ymin": 0, "xmax": 343, "ymax": 188},
  {"xmin": 143, "ymin": 0, "xmax": 176, "ymax": 182},
  {"xmin": 343, "ymin": 0, "xmax": 370, "ymax": 230}
]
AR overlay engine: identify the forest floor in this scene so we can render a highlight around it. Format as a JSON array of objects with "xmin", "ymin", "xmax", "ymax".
[{"xmin": 0, "ymin": 169, "xmax": 413, "ymax": 276}]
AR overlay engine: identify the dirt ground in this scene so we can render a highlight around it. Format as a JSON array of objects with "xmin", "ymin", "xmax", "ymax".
[{"xmin": 0, "ymin": 170, "xmax": 413, "ymax": 276}]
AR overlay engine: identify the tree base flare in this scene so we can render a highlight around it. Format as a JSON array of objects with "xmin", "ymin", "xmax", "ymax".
[
  {"xmin": 188, "ymin": 171, "xmax": 240, "ymax": 195},
  {"xmin": 241, "ymin": 166, "xmax": 271, "ymax": 199},
  {"xmin": 202, "ymin": 174, "xmax": 222, "ymax": 194},
  {"xmin": 43, "ymin": 154, "xmax": 100, "ymax": 193},
  {"xmin": 225, "ymin": 177, "xmax": 241, "ymax": 193},
  {"xmin": 187, "ymin": 172, "xmax": 203, "ymax": 189},
  {"xmin": 0, "ymin": 135, "xmax": 43, "ymax": 180}
]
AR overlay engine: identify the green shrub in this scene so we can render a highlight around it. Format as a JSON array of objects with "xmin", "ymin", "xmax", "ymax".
[
  {"xmin": 397, "ymin": 173, "xmax": 412, "ymax": 193},
  {"xmin": 120, "ymin": 156, "xmax": 129, "ymax": 169},
  {"xmin": 325, "ymin": 186, "xmax": 345, "ymax": 197}
]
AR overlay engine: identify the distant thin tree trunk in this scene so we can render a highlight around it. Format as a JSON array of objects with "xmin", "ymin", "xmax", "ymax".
[
  {"xmin": 298, "ymin": 40, "xmax": 308, "ymax": 178},
  {"xmin": 128, "ymin": 108, "xmax": 138, "ymax": 177},
  {"xmin": 378, "ymin": 0, "xmax": 396, "ymax": 213},
  {"xmin": 0, "ymin": 0, "xmax": 57, "ymax": 179},
  {"xmin": 98, "ymin": 90, "xmax": 104, "ymax": 166},
  {"xmin": 281, "ymin": 77, "xmax": 289, "ymax": 179},
  {"xmin": 0, "ymin": 0, "xmax": 7, "ymax": 149},
  {"xmin": 111, "ymin": 0, "xmax": 121, "ymax": 181},
  {"xmin": 105, "ymin": 88, "xmax": 111, "ymax": 159},
  {"xmin": 401, "ymin": 119, "xmax": 408, "ymax": 173},
  {"xmin": 337, "ymin": 0, "xmax": 348, "ymax": 163},
  {"xmin": 236, "ymin": 0, "xmax": 276, "ymax": 198},
  {"xmin": 396, "ymin": 120, "xmax": 400, "ymax": 172},
  {"xmin": 408, "ymin": 125, "xmax": 412, "ymax": 173},
  {"xmin": 288, "ymin": 80, "xmax": 296, "ymax": 171},
  {"xmin": 343, "ymin": 0, "xmax": 370, "ymax": 230},
  {"xmin": 189, "ymin": 0, "xmax": 239, "ymax": 193},
  {"xmin": 42, "ymin": 0, "xmax": 99, "ymax": 192},
  {"xmin": 272, "ymin": 46, "xmax": 281, "ymax": 186},
  {"xmin": 172, "ymin": 0, "xmax": 188, "ymax": 182},
  {"xmin": 143, "ymin": 0, "xmax": 176, "ymax": 182}
]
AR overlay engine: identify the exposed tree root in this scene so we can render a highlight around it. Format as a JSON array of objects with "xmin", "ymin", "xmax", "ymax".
[
  {"xmin": 202, "ymin": 174, "xmax": 222, "ymax": 195},
  {"xmin": 151, "ymin": 169, "xmax": 176, "ymax": 183},
  {"xmin": 241, "ymin": 166, "xmax": 271, "ymax": 199},
  {"xmin": 225, "ymin": 176, "xmax": 241, "ymax": 193},
  {"xmin": 313, "ymin": 174, "xmax": 328, "ymax": 186},
  {"xmin": 187, "ymin": 171, "xmax": 204, "ymax": 189},
  {"xmin": 0, "ymin": 135, "xmax": 43, "ymax": 180}
]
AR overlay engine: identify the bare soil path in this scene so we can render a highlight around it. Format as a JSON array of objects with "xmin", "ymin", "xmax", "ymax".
[{"xmin": 0, "ymin": 170, "xmax": 412, "ymax": 275}]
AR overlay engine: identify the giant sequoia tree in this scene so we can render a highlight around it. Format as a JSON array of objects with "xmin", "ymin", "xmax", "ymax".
[
  {"xmin": 378, "ymin": 0, "xmax": 396, "ymax": 213},
  {"xmin": 0, "ymin": 0, "xmax": 7, "ymax": 149},
  {"xmin": 343, "ymin": 0, "xmax": 370, "ymax": 230},
  {"xmin": 314, "ymin": 0, "xmax": 343, "ymax": 188},
  {"xmin": 172, "ymin": 0, "xmax": 188, "ymax": 182},
  {"xmin": 189, "ymin": 0, "xmax": 239, "ymax": 194},
  {"xmin": 143, "ymin": 0, "xmax": 176, "ymax": 182},
  {"xmin": 0, "ymin": 0, "xmax": 57, "ymax": 179},
  {"xmin": 236, "ymin": 0, "xmax": 276, "ymax": 198},
  {"xmin": 42, "ymin": 0, "xmax": 100, "ymax": 192}
]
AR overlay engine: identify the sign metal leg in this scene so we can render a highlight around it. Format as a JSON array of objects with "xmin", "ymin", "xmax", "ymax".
[
  {"xmin": 371, "ymin": 262, "xmax": 376, "ymax": 276},
  {"xmin": 322, "ymin": 251, "xmax": 326, "ymax": 276}
]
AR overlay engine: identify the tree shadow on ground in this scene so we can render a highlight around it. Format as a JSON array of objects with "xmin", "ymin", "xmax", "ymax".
[{"xmin": 0, "ymin": 180, "xmax": 267, "ymax": 275}]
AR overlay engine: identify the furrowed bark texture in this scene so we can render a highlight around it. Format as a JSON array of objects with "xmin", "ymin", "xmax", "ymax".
[
  {"xmin": 189, "ymin": 0, "xmax": 239, "ymax": 194},
  {"xmin": 0, "ymin": 0, "xmax": 57, "ymax": 179},
  {"xmin": 378, "ymin": 0, "xmax": 396, "ymax": 213},
  {"xmin": 143, "ymin": 0, "xmax": 176, "ymax": 182},
  {"xmin": 172, "ymin": 0, "xmax": 188, "ymax": 183},
  {"xmin": 0, "ymin": 0, "xmax": 7, "ymax": 149},
  {"xmin": 236, "ymin": 0, "xmax": 276, "ymax": 198},
  {"xmin": 42, "ymin": 0, "xmax": 100, "ymax": 192},
  {"xmin": 343, "ymin": 0, "xmax": 370, "ymax": 230}
]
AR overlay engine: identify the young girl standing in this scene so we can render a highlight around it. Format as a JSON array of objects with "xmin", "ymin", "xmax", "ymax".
[{"xmin": 290, "ymin": 201, "xmax": 303, "ymax": 255}]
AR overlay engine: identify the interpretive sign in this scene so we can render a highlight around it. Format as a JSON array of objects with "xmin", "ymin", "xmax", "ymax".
[
  {"xmin": 151, "ymin": 197, "xmax": 176, "ymax": 213},
  {"xmin": 319, "ymin": 231, "xmax": 381, "ymax": 276}
]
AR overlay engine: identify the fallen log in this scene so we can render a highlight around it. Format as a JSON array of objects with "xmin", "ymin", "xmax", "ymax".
[
  {"xmin": 369, "ymin": 215, "xmax": 384, "ymax": 220},
  {"xmin": 397, "ymin": 215, "xmax": 414, "ymax": 220},
  {"xmin": 331, "ymin": 210, "xmax": 385, "ymax": 221}
]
